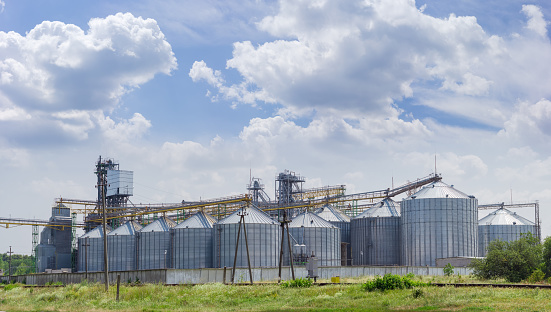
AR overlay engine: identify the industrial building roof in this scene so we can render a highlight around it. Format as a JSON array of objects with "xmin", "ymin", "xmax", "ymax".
[
  {"xmin": 355, "ymin": 198, "xmax": 400, "ymax": 218},
  {"xmin": 408, "ymin": 181, "xmax": 471, "ymax": 199},
  {"xmin": 81, "ymin": 225, "xmax": 112, "ymax": 238},
  {"xmin": 175, "ymin": 211, "xmax": 217, "ymax": 229},
  {"xmin": 316, "ymin": 204, "xmax": 351, "ymax": 222},
  {"xmin": 478, "ymin": 208, "xmax": 534, "ymax": 226},
  {"xmin": 140, "ymin": 217, "xmax": 176, "ymax": 232},
  {"xmin": 289, "ymin": 211, "xmax": 337, "ymax": 228},
  {"xmin": 108, "ymin": 221, "xmax": 142, "ymax": 236},
  {"xmin": 217, "ymin": 206, "xmax": 278, "ymax": 225}
]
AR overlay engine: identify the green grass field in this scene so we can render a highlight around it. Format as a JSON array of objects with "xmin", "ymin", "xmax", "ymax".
[{"xmin": 2, "ymin": 277, "xmax": 551, "ymax": 311}]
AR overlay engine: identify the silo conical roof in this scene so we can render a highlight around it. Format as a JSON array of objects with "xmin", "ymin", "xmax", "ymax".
[
  {"xmin": 81, "ymin": 225, "xmax": 112, "ymax": 238},
  {"xmin": 108, "ymin": 221, "xmax": 142, "ymax": 236},
  {"xmin": 316, "ymin": 204, "xmax": 351, "ymax": 222},
  {"xmin": 289, "ymin": 210, "xmax": 337, "ymax": 228},
  {"xmin": 216, "ymin": 206, "xmax": 277, "ymax": 225},
  {"xmin": 140, "ymin": 216, "xmax": 176, "ymax": 232},
  {"xmin": 408, "ymin": 181, "xmax": 471, "ymax": 199},
  {"xmin": 175, "ymin": 211, "xmax": 217, "ymax": 229},
  {"xmin": 478, "ymin": 208, "xmax": 534, "ymax": 226},
  {"xmin": 355, "ymin": 198, "xmax": 400, "ymax": 218}
]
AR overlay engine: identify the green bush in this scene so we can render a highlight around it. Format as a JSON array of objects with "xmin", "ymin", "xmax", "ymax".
[
  {"xmin": 412, "ymin": 287, "xmax": 424, "ymax": 298},
  {"xmin": 3, "ymin": 283, "xmax": 19, "ymax": 291},
  {"xmin": 362, "ymin": 273, "xmax": 428, "ymax": 292},
  {"xmin": 281, "ymin": 278, "xmax": 313, "ymax": 288},
  {"xmin": 526, "ymin": 268, "xmax": 545, "ymax": 283},
  {"xmin": 470, "ymin": 233, "xmax": 542, "ymax": 283},
  {"xmin": 444, "ymin": 263, "xmax": 454, "ymax": 276}
]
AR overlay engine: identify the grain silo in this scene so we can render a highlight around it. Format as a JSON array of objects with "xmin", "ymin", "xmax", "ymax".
[
  {"xmin": 137, "ymin": 217, "xmax": 176, "ymax": 270},
  {"xmin": 77, "ymin": 225, "xmax": 111, "ymax": 272},
  {"xmin": 108, "ymin": 221, "xmax": 142, "ymax": 271},
  {"xmin": 478, "ymin": 208, "xmax": 536, "ymax": 256},
  {"xmin": 288, "ymin": 211, "xmax": 341, "ymax": 267},
  {"xmin": 316, "ymin": 204, "xmax": 351, "ymax": 265},
  {"xmin": 351, "ymin": 197, "xmax": 401, "ymax": 266},
  {"xmin": 213, "ymin": 206, "xmax": 280, "ymax": 268},
  {"xmin": 401, "ymin": 181, "xmax": 478, "ymax": 266},
  {"xmin": 172, "ymin": 211, "xmax": 217, "ymax": 269}
]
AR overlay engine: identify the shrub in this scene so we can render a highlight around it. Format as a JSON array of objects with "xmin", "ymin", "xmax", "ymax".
[
  {"xmin": 362, "ymin": 273, "xmax": 427, "ymax": 292},
  {"xmin": 3, "ymin": 283, "xmax": 19, "ymax": 291},
  {"xmin": 412, "ymin": 287, "xmax": 424, "ymax": 298},
  {"xmin": 281, "ymin": 278, "xmax": 313, "ymax": 288},
  {"xmin": 526, "ymin": 268, "xmax": 545, "ymax": 284},
  {"xmin": 444, "ymin": 263, "xmax": 454, "ymax": 276},
  {"xmin": 470, "ymin": 233, "xmax": 542, "ymax": 283}
]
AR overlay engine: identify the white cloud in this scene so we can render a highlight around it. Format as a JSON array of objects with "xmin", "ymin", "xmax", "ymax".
[
  {"xmin": 0, "ymin": 0, "xmax": 4, "ymax": 13},
  {"xmin": 0, "ymin": 13, "xmax": 176, "ymax": 144},
  {"xmin": 499, "ymin": 99, "xmax": 551, "ymax": 148},
  {"xmin": 98, "ymin": 112, "xmax": 152, "ymax": 143},
  {"xmin": 522, "ymin": 5, "xmax": 548, "ymax": 37}
]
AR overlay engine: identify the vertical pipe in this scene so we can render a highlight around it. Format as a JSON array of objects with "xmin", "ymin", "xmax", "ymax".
[
  {"xmin": 278, "ymin": 220, "xmax": 285, "ymax": 283},
  {"xmin": 286, "ymin": 222, "xmax": 295, "ymax": 280}
]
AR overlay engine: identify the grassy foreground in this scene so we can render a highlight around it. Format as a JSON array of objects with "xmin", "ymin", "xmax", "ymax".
[{"xmin": 2, "ymin": 279, "xmax": 551, "ymax": 311}]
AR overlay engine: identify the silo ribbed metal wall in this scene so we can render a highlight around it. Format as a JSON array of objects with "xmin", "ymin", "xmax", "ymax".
[
  {"xmin": 137, "ymin": 231, "xmax": 171, "ymax": 269},
  {"xmin": 401, "ymin": 198, "xmax": 478, "ymax": 266},
  {"xmin": 331, "ymin": 221, "xmax": 350, "ymax": 265},
  {"xmin": 77, "ymin": 237, "xmax": 105, "ymax": 272},
  {"xmin": 288, "ymin": 227, "xmax": 341, "ymax": 266},
  {"xmin": 36, "ymin": 244, "xmax": 55, "ymax": 272},
  {"xmin": 478, "ymin": 224, "xmax": 535, "ymax": 256},
  {"xmin": 351, "ymin": 216, "xmax": 400, "ymax": 266},
  {"xmin": 213, "ymin": 223, "xmax": 280, "ymax": 268},
  {"xmin": 172, "ymin": 228, "xmax": 213, "ymax": 269},
  {"xmin": 108, "ymin": 235, "xmax": 137, "ymax": 271}
]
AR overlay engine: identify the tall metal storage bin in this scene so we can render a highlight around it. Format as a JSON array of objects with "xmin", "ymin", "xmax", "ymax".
[
  {"xmin": 137, "ymin": 217, "xmax": 176, "ymax": 270},
  {"xmin": 213, "ymin": 206, "xmax": 280, "ymax": 268},
  {"xmin": 401, "ymin": 181, "xmax": 478, "ymax": 267},
  {"xmin": 172, "ymin": 211, "xmax": 217, "ymax": 269},
  {"xmin": 77, "ymin": 225, "xmax": 111, "ymax": 272},
  {"xmin": 351, "ymin": 198, "xmax": 401, "ymax": 266},
  {"xmin": 108, "ymin": 221, "xmax": 142, "ymax": 271},
  {"xmin": 316, "ymin": 204, "xmax": 351, "ymax": 265},
  {"xmin": 478, "ymin": 208, "xmax": 535, "ymax": 256},
  {"xmin": 288, "ymin": 211, "xmax": 341, "ymax": 267}
]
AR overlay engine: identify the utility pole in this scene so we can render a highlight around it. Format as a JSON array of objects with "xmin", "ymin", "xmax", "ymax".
[{"xmin": 8, "ymin": 246, "xmax": 13, "ymax": 282}]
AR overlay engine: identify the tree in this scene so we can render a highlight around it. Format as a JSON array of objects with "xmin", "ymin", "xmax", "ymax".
[
  {"xmin": 542, "ymin": 236, "xmax": 551, "ymax": 277},
  {"xmin": 470, "ymin": 233, "xmax": 542, "ymax": 283}
]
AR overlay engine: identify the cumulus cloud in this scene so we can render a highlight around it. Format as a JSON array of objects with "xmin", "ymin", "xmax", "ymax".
[
  {"xmin": 522, "ymin": 5, "xmax": 548, "ymax": 37},
  {"xmin": 191, "ymin": 0, "xmax": 551, "ymax": 132},
  {"xmin": 0, "ymin": 12, "xmax": 176, "ymax": 144},
  {"xmin": 499, "ymin": 99, "xmax": 551, "ymax": 147},
  {"xmin": 98, "ymin": 112, "xmax": 152, "ymax": 143}
]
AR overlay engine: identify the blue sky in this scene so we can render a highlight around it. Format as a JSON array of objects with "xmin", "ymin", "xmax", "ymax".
[{"xmin": 0, "ymin": 0, "xmax": 550, "ymax": 255}]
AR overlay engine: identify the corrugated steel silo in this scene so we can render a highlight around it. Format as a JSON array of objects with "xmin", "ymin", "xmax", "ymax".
[
  {"xmin": 478, "ymin": 208, "xmax": 535, "ymax": 256},
  {"xmin": 137, "ymin": 217, "xmax": 176, "ymax": 270},
  {"xmin": 213, "ymin": 206, "xmax": 280, "ymax": 268},
  {"xmin": 288, "ymin": 211, "xmax": 341, "ymax": 267},
  {"xmin": 316, "ymin": 204, "xmax": 351, "ymax": 265},
  {"xmin": 108, "ymin": 221, "xmax": 142, "ymax": 271},
  {"xmin": 77, "ymin": 225, "xmax": 111, "ymax": 272},
  {"xmin": 401, "ymin": 181, "xmax": 478, "ymax": 266},
  {"xmin": 172, "ymin": 211, "xmax": 217, "ymax": 269},
  {"xmin": 351, "ymin": 197, "xmax": 401, "ymax": 266}
]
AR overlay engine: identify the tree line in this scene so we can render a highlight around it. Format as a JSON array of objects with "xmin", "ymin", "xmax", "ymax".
[
  {"xmin": 470, "ymin": 233, "xmax": 551, "ymax": 283},
  {"xmin": 0, "ymin": 253, "xmax": 35, "ymax": 275}
]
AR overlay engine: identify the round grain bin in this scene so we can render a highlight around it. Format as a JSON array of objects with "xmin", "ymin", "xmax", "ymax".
[
  {"xmin": 108, "ymin": 221, "xmax": 142, "ymax": 271},
  {"xmin": 213, "ymin": 206, "xmax": 280, "ymax": 268},
  {"xmin": 351, "ymin": 197, "xmax": 401, "ymax": 266},
  {"xmin": 77, "ymin": 225, "xmax": 111, "ymax": 272},
  {"xmin": 137, "ymin": 217, "xmax": 176, "ymax": 270},
  {"xmin": 316, "ymin": 204, "xmax": 351, "ymax": 265},
  {"xmin": 172, "ymin": 211, "xmax": 217, "ymax": 269},
  {"xmin": 478, "ymin": 208, "xmax": 535, "ymax": 256},
  {"xmin": 288, "ymin": 211, "xmax": 341, "ymax": 267},
  {"xmin": 401, "ymin": 181, "xmax": 478, "ymax": 266}
]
